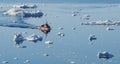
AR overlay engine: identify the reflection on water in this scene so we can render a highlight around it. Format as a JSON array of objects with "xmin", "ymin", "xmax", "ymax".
[{"xmin": 0, "ymin": 17, "xmax": 37, "ymax": 29}]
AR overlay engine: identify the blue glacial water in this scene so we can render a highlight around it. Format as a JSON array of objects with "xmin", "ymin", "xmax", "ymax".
[{"xmin": 0, "ymin": 3, "xmax": 120, "ymax": 64}]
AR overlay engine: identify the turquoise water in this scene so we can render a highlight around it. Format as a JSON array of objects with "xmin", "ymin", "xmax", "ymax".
[{"xmin": 0, "ymin": 3, "xmax": 120, "ymax": 64}]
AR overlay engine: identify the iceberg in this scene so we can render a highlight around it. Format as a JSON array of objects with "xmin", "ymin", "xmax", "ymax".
[
  {"xmin": 88, "ymin": 34, "xmax": 97, "ymax": 41},
  {"xmin": 2, "ymin": 61, "xmax": 8, "ymax": 64},
  {"xmin": 57, "ymin": 32, "xmax": 65, "ymax": 37},
  {"xmin": 13, "ymin": 4, "xmax": 37, "ymax": 9},
  {"xmin": 81, "ymin": 20, "xmax": 120, "ymax": 26},
  {"xmin": 26, "ymin": 34, "xmax": 43, "ymax": 42},
  {"xmin": 45, "ymin": 41, "xmax": 53, "ymax": 44},
  {"xmin": 3, "ymin": 8, "xmax": 43, "ymax": 18},
  {"xmin": 13, "ymin": 32, "xmax": 25, "ymax": 46},
  {"xmin": 81, "ymin": 14, "xmax": 90, "ymax": 20},
  {"xmin": 97, "ymin": 51, "xmax": 114, "ymax": 59}
]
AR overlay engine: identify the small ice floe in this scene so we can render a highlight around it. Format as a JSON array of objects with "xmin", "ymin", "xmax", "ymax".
[
  {"xmin": 106, "ymin": 27, "xmax": 114, "ymax": 31},
  {"xmin": 72, "ymin": 13, "xmax": 77, "ymax": 16},
  {"xmin": 58, "ymin": 27, "xmax": 64, "ymax": 30},
  {"xmin": 24, "ymin": 60, "xmax": 30, "ymax": 64},
  {"xmin": 3, "ymin": 9, "xmax": 43, "ymax": 18},
  {"xmin": 72, "ymin": 27, "xmax": 76, "ymax": 30},
  {"xmin": 81, "ymin": 14, "xmax": 90, "ymax": 20},
  {"xmin": 13, "ymin": 57, "xmax": 18, "ymax": 60},
  {"xmin": 2, "ymin": 61, "xmax": 8, "ymax": 64},
  {"xmin": 0, "ymin": 6, "xmax": 3, "ymax": 8},
  {"xmin": 26, "ymin": 34, "xmax": 43, "ymax": 43},
  {"xmin": 88, "ymin": 34, "xmax": 97, "ymax": 41},
  {"xmin": 70, "ymin": 61, "xmax": 76, "ymax": 64},
  {"xmin": 15, "ymin": 45, "xmax": 27, "ymax": 48},
  {"xmin": 20, "ymin": 46, "xmax": 27, "ymax": 48},
  {"xmin": 45, "ymin": 41, "xmax": 53, "ymax": 44},
  {"xmin": 39, "ymin": 23, "xmax": 51, "ymax": 34},
  {"xmin": 57, "ymin": 32, "xmax": 65, "ymax": 37},
  {"xmin": 48, "ymin": 45, "xmax": 53, "ymax": 48},
  {"xmin": 81, "ymin": 20, "xmax": 120, "ymax": 26},
  {"xmin": 13, "ymin": 4, "xmax": 37, "ymax": 9},
  {"xmin": 72, "ymin": 10, "xmax": 81, "ymax": 17},
  {"xmin": 43, "ymin": 53, "xmax": 49, "ymax": 57},
  {"xmin": 97, "ymin": 51, "xmax": 114, "ymax": 60},
  {"xmin": 13, "ymin": 32, "xmax": 25, "ymax": 46}
]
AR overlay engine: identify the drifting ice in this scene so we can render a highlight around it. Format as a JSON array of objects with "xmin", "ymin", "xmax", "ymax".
[
  {"xmin": 81, "ymin": 20, "xmax": 120, "ymax": 26},
  {"xmin": 88, "ymin": 34, "xmax": 97, "ymax": 41},
  {"xmin": 3, "ymin": 9, "xmax": 43, "ymax": 18},
  {"xmin": 13, "ymin": 4, "xmax": 37, "ymax": 9},
  {"xmin": 97, "ymin": 51, "xmax": 114, "ymax": 59},
  {"xmin": 2, "ymin": 61, "xmax": 8, "ymax": 64},
  {"xmin": 13, "ymin": 32, "xmax": 25, "ymax": 46},
  {"xmin": 26, "ymin": 34, "xmax": 43, "ymax": 42},
  {"xmin": 45, "ymin": 41, "xmax": 53, "ymax": 44}
]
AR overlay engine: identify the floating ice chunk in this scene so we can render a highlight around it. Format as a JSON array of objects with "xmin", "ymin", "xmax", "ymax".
[
  {"xmin": 16, "ymin": 45, "xmax": 27, "ymax": 48},
  {"xmin": 57, "ymin": 32, "xmax": 65, "ymax": 37},
  {"xmin": 97, "ymin": 51, "xmax": 114, "ymax": 59},
  {"xmin": 88, "ymin": 34, "xmax": 97, "ymax": 41},
  {"xmin": 23, "ymin": 10, "xmax": 43, "ymax": 18},
  {"xmin": 81, "ymin": 20, "xmax": 120, "ymax": 26},
  {"xmin": 0, "ymin": 6, "xmax": 3, "ymax": 8},
  {"xmin": 72, "ymin": 13, "xmax": 77, "ymax": 16},
  {"xmin": 72, "ymin": 10, "xmax": 81, "ymax": 16},
  {"xmin": 20, "ymin": 46, "xmax": 27, "ymax": 48},
  {"xmin": 13, "ymin": 32, "xmax": 25, "ymax": 46},
  {"xmin": 2, "ymin": 61, "xmax": 8, "ymax": 64},
  {"xmin": 72, "ymin": 10, "xmax": 80, "ymax": 14},
  {"xmin": 3, "ymin": 9, "xmax": 24, "ymax": 16},
  {"xmin": 3, "ymin": 9, "xmax": 43, "ymax": 18},
  {"xmin": 106, "ymin": 27, "xmax": 114, "ymax": 31},
  {"xmin": 58, "ymin": 27, "xmax": 64, "ymax": 30},
  {"xmin": 13, "ymin": 57, "xmax": 18, "ymax": 60},
  {"xmin": 22, "ymin": 32, "xmax": 27, "ymax": 34},
  {"xmin": 72, "ymin": 27, "xmax": 76, "ymax": 30},
  {"xmin": 24, "ymin": 60, "xmax": 30, "ymax": 63},
  {"xmin": 43, "ymin": 53, "xmax": 49, "ymax": 56},
  {"xmin": 70, "ymin": 61, "xmax": 76, "ymax": 64},
  {"xmin": 81, "ymin": 14, "xmax": 90, "ymax": 20},
  {"xmin": 13, "ymin": 4, "xmax": 37, "ymax": 9},
  {"xmin": 48, "ymin": 45, "xmax": 52, "ymax": 48},
  {"xmin": 26, "ymin": 34, "xmax": 42, "ymax": 42},
  {"xmin": 45, "ymin": 41, "xmax": 53, "ymax": 44}
]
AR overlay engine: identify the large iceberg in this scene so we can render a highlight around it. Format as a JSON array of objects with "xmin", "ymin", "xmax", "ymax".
[{"xmin": 3, "ymin": 8, "xmax": 43, "ymax": 18}]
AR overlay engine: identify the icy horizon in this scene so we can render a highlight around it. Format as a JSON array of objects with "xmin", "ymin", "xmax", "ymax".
[{"xmin": 0, "ymin": 0, "xmax": 120, "ymax": 4}]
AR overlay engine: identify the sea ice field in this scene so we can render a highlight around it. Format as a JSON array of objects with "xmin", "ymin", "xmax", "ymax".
[{"xmin": 0, "ymin": 3, "xmax": 120, "ymax": 64}]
